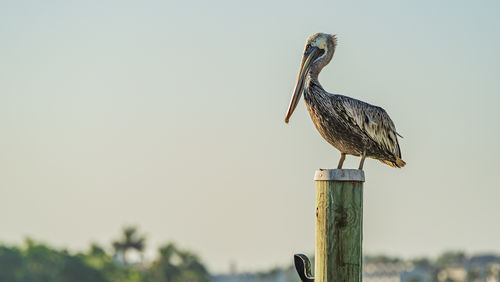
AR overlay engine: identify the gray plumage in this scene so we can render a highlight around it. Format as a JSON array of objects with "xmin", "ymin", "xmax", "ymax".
[{"xmin": 285, "ymin": 33, "xmax": 405, "ymax": 169}]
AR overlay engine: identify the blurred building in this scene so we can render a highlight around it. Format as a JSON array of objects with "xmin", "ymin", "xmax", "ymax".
[{"xmin": 211, "ymin": 254, "xmax": 500, "ymax": 282}]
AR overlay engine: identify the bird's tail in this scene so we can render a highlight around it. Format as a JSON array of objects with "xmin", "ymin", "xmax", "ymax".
[
  {"xmin": 381, "ymin": 157, "xmax": 406, "ymax": 168},
  {"xmin": 395, "ymin": 157, "xmax": 406, "ymax": 168}
]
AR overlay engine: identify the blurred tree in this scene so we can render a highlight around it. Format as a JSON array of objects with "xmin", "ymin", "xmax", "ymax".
[
  {"xmin": 436, "ymin": 250, "xmax": 466, "ymax": 268},
  {"xmin": 0, "ymin": 239, "xmax": 108, "ymax": 282},
  {"xmin": 150, "ymin": 243, "xmax": 181, "ymax": 282},
  {"xmin": 411, "ymin": 257, "xmax": 433, "ymax": 269},
  {"xmin": 112, "ymin": 226, "xmax": 146, "ymax": 265},
  {"xmin": 0, "ymin": 233, "xmax": 209, "ymax": 282},
  {"xmin": 60, "ymin": 255, "xmax": 107, "ymax": 282},
  {"xmin": 23, "ymin": 238, "xmax": 65, "ymax": 282},
  {"xmin": 364, "ymin": 254, "xmax": 403, "ymax": 264},
  {"xmin": 0, "ymin": 246, "xmax": 24, "ymax": 282},
  {"xmin": 83, "ymin": 242, "xmax": 150, "ymax": 282},
  {"xmin": 174, "ymin": 270, "xmax": 205, "ymax": 282},
  {"xmin": 150, "ymin": 243, "xmax": 209, "ymax": 282},
  {"xmin": 177, "ymin": 249, "xmax": 209, "ymax": 281}
]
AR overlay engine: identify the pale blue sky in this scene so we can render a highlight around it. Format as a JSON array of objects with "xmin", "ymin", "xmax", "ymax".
[{"xmin": 1, "ymin": 0, "xmax": 500, "ymax": 273}]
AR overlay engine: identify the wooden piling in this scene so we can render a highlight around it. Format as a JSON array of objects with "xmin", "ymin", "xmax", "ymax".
[{"xmin": 314, "ymin": 169, "xmax": 365, "ymax": 282}]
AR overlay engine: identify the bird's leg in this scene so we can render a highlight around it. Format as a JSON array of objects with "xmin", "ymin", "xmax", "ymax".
[
  {"xmin": 358, "ymin": 151, "xmax": 366, "ymax": 170},
  {"xmin": 337, "ymin": 153, "xmax": 346, "ymax": 169}
]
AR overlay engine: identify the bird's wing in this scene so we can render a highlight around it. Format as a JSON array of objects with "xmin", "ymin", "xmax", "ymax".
[{"xmin": 335, "ymin": 95, "xmax": 402, "ymax": 158}]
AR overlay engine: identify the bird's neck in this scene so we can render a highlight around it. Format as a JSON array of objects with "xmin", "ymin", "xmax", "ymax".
[
  {"xmin": 305, "ymin": 63, "xmax": 321, "ymax": 83},
  {"xmin": 303, "ymin": 42, "xmax": 335, "ymax": 105},
  {"xmin": 304, "ymin": 74, "xmax": 328, "ymax": 103},
  {"xmin": 305, "ymin": 73, "xmax": 320, "ymax": 88},
  {"xmin": 308, "ymin": 46, "xmax": 334, "ymax": 80}
]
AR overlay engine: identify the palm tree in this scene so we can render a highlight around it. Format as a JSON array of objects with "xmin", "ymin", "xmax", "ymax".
[
  {"xmin": 177, "ymin": 250, "xmax": 209, "ymax": 278},
  {"xmin": 150, "ymin": 243, "xmax": 209, "ymax": 282},
  {"xmin": 112, "ymin": 226, "xmax": 145, "ymax": 265}
]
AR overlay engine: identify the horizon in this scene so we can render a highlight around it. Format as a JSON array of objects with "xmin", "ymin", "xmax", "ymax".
[{"xmin": 2, "ymin": 234, "xmax": 499, "ymax": 275}]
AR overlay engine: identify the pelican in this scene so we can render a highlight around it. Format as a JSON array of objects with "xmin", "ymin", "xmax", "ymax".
[{"xmin": 285, "ymin": 33, "xmax": 405, "ymax": 170}]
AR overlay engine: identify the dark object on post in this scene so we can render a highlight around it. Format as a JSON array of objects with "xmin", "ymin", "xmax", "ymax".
[{"xmin": 294, "ymin": 254, "xmax": 314, "ymax": 282}]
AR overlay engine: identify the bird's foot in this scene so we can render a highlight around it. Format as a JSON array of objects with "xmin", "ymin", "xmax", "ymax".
[
  {"xmin": 358, "ymin": 151, "xmax": 366, "ymax": 170},
  {"xmin": 337, "ymin": 153, "xmax": 346, "ymax": 169}
]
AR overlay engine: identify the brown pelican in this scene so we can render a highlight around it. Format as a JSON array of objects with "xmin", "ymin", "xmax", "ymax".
[{"xmin": 285, "ymin": 33, "xmax": 405, "ymax": 170}]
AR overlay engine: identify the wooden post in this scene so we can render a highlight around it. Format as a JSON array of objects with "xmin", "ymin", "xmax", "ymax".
[{"xmin": 314, "ymin": 169, "xmax": 365, "ymax": 282}]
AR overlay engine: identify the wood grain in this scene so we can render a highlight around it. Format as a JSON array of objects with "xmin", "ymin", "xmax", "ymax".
[{"xmin": 315, "ymin": 169, "xmax": 364, "ymax": 282}]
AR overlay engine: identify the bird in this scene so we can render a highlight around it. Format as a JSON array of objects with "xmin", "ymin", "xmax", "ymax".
[{"xmin": 284, "ymin": 33, "xmax": 405, "ymax": 170}]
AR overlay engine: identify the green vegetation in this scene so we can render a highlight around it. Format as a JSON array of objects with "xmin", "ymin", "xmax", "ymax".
[
  {"xmin": 364, "ymin": 254, "xmax": 403, "ymax": 264},
  {"xmin": 0, "ymin": 226, "xmax": 209, "ymax": 282},
  {"xmin": 435, "ymin": 250, "xmax": 466, "ymax": 268},
  {"xmin": 1, "ymin": 226, "xmax": 498, "ymax": 282},
  {"xmin": 112, "ymin": 226, "xmax": 146, "ymax": 266}
]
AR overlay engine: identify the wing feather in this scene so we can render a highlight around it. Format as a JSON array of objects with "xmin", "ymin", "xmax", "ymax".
[{"xmin": 336, "ymin": 95, "xmax": 402, "ymax": 158}]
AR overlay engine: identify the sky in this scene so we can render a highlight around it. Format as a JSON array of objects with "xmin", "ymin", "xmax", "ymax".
[{"xmin": 1, "ymin": 0, "xmax": 500, "ymax": 274}]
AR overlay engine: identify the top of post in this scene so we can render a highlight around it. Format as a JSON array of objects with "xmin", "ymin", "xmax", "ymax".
[{"xmin": 314, "ymin": 169, "xmax": 365, "ymax": 182}]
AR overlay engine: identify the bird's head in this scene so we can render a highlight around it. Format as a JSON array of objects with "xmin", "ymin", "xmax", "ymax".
[{"xmin": 284, "ymin": 33, "xmax": 337, "ymax": 123}]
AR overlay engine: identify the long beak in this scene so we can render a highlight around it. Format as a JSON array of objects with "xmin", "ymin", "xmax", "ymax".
[{"xmin": 284, "ymin": 47, "xmax": 318, "ymax": 123}]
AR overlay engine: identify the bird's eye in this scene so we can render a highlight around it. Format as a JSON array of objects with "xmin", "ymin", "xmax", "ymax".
[{"xmin": 306, "ymin": 44, "xmax": 312, "ymax": 49}]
